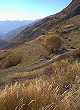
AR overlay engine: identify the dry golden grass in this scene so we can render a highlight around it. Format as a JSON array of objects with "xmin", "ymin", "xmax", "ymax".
[
  {"xmin": 38, "ymin": 32, "xmax": 62, "ymax": 53},
  {"xmin": 0, "ymin": 40, "xmax": 49, "ymax": 69},
  {"xmin": 0, "ymin": 59, "xmax": 80, "ymax": 110}
]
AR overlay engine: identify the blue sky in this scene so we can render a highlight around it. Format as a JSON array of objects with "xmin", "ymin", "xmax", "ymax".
[{"xmin": 0, "ymin": 0, "xmax": 71, "ymax": 20}]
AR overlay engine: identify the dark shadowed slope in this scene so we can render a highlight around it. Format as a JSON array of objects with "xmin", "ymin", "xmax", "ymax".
[
  {"xmin": 0, "ymin": 39, "xmax": 9, "ymax": 49},
  {"xmin": 62, "ymin": 0, "xmax": 80, "ymax": 18}
]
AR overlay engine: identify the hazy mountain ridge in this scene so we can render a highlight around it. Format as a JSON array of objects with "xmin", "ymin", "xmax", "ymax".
[
  {"xmin": 0, "ymin": 20, "xmax": 33, "ymax": 49},
  {"xmin": 5, "ymin": 25, "xmax": 29, "ymax": 41},
  {"xmin": 0, "ymin": 20, "xmax": 32, "ymax": 39}
]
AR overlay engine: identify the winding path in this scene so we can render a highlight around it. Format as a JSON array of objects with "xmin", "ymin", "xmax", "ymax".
[{"xmin": 0, "ymin": 49, "xmax": 79, "ymax": 75}]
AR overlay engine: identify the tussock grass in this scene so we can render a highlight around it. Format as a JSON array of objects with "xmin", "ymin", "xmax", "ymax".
[
  {"xmin": 0, "ymin": 41, "xmax": 49, "ymax": 69},
  {"xmin": 0, "ymin": 59, "xmax": 80, "ymax": 110},
  {"xmin": 38, "ymin": 32, "xmax": 62, "ymax": 53}
]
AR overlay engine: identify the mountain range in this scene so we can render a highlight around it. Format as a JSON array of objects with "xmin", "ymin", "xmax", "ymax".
[
  {"xmin": 0, "ymin": 20, "xmax": 32, "ymax": 39},
  {"xmin": 0, "ymin": 20, "xmax": 33, "ymax": 49}
]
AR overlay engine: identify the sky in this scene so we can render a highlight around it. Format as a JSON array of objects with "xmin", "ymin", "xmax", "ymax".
[{"xmin": 0, "ymin": 0, "xmax": 71, "ymax": 21}]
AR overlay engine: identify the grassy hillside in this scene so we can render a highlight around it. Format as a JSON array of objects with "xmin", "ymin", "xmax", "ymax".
[
  {"xmin": 9, "ymin": 0, "xmax": 80, "ymax": 44},
  {"xmin": 0, "ymin": 0, "xmax": 80, "ymax": 110},
  {"xmin": 0, "ymin": 39, "xmax": 49, "ymax": 69},
  {"xmin": 0, "ymin": 31, "xmax": 64, "ymax": 70},
  {"xmin": 7, "ymin": 1, "xmax": 80, "ymax": 53},
  {"xmin": 51, "ymin": 15, "xmax": 80, "ymax": 49},
  {"xmin": 0, "ymin": 58, "xmax": 80, "ymax": 110}
]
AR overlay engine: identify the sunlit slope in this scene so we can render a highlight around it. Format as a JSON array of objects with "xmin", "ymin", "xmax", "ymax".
[
  {"xmin": 0, "ymin": 58, "xmax": 80, "ymax": 110},
  {"xmin": 9, "ymin": 0, "xmax": 80, "ymax": 48},
  {"xmin": 0, "ymin": 40, "xmax": 49, "ymax": 69}
]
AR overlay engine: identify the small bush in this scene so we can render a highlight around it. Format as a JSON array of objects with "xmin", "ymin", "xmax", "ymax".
[{"xmin": 39, "ymin": 32, "xmax": 62, "ymax": 53}]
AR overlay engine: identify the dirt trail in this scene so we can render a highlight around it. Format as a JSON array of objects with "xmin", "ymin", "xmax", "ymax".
[{"xmin": 0, "ymin": 49, "xmax": 79, "ymax": 76}]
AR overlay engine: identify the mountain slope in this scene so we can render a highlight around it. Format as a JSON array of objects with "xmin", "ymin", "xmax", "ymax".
[
  {"xmin": 10, "ymin": 0, "xmax": 80, "ymax": 50},
  {"xmin": 62, "ymin": 0, "xmax": 80, "ymax": 18},
  {"xmin": 0, "ymin": 1, "xmax": 80, "ymax": 110},
  {"xmin": 0, "ymin": 0, "xmax": 80, "ymax": 70},
  {"xmin": 0, "ymin": 2, "xmax": 80, "ymax": 110},
  {"xmin": 5, "ymin": 25, "xmax": 29, "ymax": 41},
  {"xmin": 0, "ymin": 39, "xmax": 9, "ymax": 49},
  {"xmin": 0, "ymin": 20, "xmax": 32, "ymax": 39}
]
